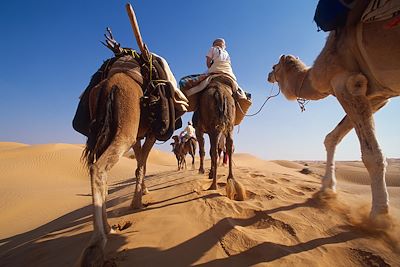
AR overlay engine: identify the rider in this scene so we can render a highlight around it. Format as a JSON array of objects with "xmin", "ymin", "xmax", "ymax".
[
  {"xmin": 206, "ymin": 38, "xmax": 236, "ymax": 80},
  {"xmin": 179, "ymin": 121, "xmax": 196, "ymax": 143},
  {"xmin": 206, "ymin": 38, "xmax": 250, "ymax": 100}
]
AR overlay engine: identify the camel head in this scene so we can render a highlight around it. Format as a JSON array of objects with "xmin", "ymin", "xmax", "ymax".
[
  {"xmin": 267, "ymin": 55, "xmax": 308, "ymax": 100},
  {"xmin": 172, "ymin": 135, "xmax": 180, "ymax": 143}
]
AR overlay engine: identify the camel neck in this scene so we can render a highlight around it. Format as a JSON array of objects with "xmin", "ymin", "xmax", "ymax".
[{"xmin": 292, "ymin": 69, "xmax": 328, "ymax": 100}]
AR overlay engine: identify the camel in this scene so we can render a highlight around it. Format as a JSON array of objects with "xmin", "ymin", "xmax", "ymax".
[
  {"xmin": 79, "ymin": 71, "xmax": 159, "ymax": 266},
  {"xmin": 195, "ymin": 76, "xmax": 246, "ymax": 201},
  {"xmin": 171, "ymin": 135, "xmax": 185, "ymax": 170},
  {"xmin": 267, "ymin": 0, "xmax": 400, "ymax": 219},
  {"xmin": 171, "ymin": 135, "xmax": 197, "ymax": 170}
]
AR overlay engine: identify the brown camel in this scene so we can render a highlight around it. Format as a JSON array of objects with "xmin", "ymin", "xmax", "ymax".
[
  {"xmin": 195, "ymin": 76, "xmax": 246, "ymax": 200},
  {"xmin": 81, "ymin": 58, "xmax": 182, "ymax": 266},
  {"xmin": 267, "ymin": 0, "xmax": 400, "ymax": 219},
  {"xmin": 79, "ymin": 71, "xmax": 163, "ymax": 266},
  {"xmin": 171, "ymin": 135, "xmax": 197, "ymax": 170},
  {"xmin": 171, "ymin": 135, "xmax": 185, "ymax": 170}
]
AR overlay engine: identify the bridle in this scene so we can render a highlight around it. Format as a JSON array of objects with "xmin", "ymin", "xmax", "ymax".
[
  {"xmin": 274, "ymin": 59, "xmax": 310, "ymax": 112},
  {"xmin": 295, "ymin": 71, "xmax": 309, "ymax": 112}
]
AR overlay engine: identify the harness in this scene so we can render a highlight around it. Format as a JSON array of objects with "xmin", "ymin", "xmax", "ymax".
[
  {"xmin": 137, "ymin": 51, "xmax": 177, "ymax": 141},
  {"xmin": 78, "ymin": 48, "xmax": 177, "ymax": 141}
]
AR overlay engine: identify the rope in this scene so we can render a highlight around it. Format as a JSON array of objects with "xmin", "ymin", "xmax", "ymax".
[
  {"xmin": 296, "ymin": 98, "xmax": 310, "ymax": 112},
  {"xmin": 236, "ymin": 84, "xmax": 280, "ymax": 117},
  {"xmin": 295, "ymin": 71, "xmax": 310, "ymax": 112}
]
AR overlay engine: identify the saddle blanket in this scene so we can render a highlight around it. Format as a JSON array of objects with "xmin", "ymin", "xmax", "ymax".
[
  {"xmin": 362, "ymin": 0, "xmax": 400, "ymax": 23},
  {"xmin": 108, "ymin": 53, "xmax": 189, "ymax": 112},
  {"xmin": 179, "ymin": 73, "xmax": 252, "ymax": 125}
]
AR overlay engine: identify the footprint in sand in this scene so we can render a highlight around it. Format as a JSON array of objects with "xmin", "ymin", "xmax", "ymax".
[
  {"xmin": 298, "ymin": 185, "xmax": 317, "ymax": 192},
  {"xmin": 285, "ymin": 187, "xmax": 305, "ymax": 196},
  {"xmin": 264, "ymin": 194, "xmax": 275, "ymax": 200},
  {"xmin": 238, "ymin": 167, "xmax": 251, "ymax": 173},
  {"xmin": 111, "ymin": 221, "xmax": 133, "ymax": 232},
  {"xmin": 249, "ymin": 173, "xmax": 266, "ymax": 178},
  {"xmin": 233, "ymin": 211, "xmax": 297, "ymax": 237},
  {"xmin": 279, "ymin": 176, "xmax": 291, "ymax": 182},
  {"xmin": 245, "ymin": 190, "xmax": 257, "ymax": 199},
  {"xmin": 350, "ymin": 248, "xmax": 390, "ymax": 267},
  {"xmin": 242, "ymin": 190, "xmax": 274, "ymax": 200}
]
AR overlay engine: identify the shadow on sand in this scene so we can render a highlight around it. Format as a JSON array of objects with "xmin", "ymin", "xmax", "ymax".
[{"xmin": 0, "ymin": 173, "xmax": 366, "ymax": 267}]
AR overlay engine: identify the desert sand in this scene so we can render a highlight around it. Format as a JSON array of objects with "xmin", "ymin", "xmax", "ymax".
[{"xmin": 0, "ymin": 142, "xmax": 399, "ymax": 266}]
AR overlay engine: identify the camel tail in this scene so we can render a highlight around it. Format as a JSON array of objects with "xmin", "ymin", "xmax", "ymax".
[
  {"xmin": 213, "ymin": 89, "xmax": 230, "ymax": 132},
  {"xmin": 82, "ymin": 85, "xmax": 117, "ymax": 169}
]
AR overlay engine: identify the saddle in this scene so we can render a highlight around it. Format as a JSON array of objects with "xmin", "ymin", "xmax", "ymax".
[
  {"xmin": 140, "ymin": 53, "xmax": 178, "ymax": 141},
  {"xmin": 72, "ymin": 49, "xmax": 181, "ymax": 142}
]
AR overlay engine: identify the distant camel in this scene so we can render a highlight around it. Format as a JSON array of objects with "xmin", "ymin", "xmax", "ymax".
[
  {"xmin": 195, "ymin": 76, "xmax": 246, "ymax": 200},
  {"xmin": 267, "ymin": 0, "xmax": 400, "ymax": 218},
  {"xmin": 171, "ymin": 135, "xmax": 185, "ymax": 170},
  {"xmin": 171, "ymin": 135, "xmax": 197, "ymax": 170}
]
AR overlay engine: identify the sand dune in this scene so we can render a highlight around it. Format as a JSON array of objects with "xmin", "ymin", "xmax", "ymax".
[{"xmin": 0, "ymin": 143, "xmax": 399, "ymax": 266}]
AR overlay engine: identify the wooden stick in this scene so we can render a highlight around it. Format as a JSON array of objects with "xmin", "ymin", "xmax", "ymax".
[{"xmin": 125, "ymin": 3, "xmax": 147, "ymax": 56}]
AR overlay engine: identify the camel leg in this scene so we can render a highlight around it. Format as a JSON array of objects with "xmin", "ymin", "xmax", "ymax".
[
  {"xmin": 322, "ymin": 98, "xmax": 389, "ymax": 192},
  {"xmin": 191, "ymin": 141, "xmax": 196, "ymax": 170},
  {"xmin": 208, "ymin": 131, "xmax": 219, "ymax": 190},
  {"xmin": 333, "ymin": 73, "xmax": 389, "ymax": 217},
  {"xmin": 226, "ymin": 132, "xmax": 234, "ymax": 180},
  {"xmin": 322, "ymin": 116, "xmax": 353, "ymax": 192},
  {"xmin": 182, "ymin": 154, "xmax": 187, "ymax": 170},
  {"xmin": 191, "ymin": 152, "xmax": 195, "ymax": 170},
  {"xmin": 131, "ymin": 135, "xmax": 155, "ymax": 209},
  {"xmin": 141, "ymin": 136, "xmax": 155, "ymax": 195},
  {"xmin": 82, "ymin": 138, "xmax": 133, "ymax": 266},
  {"xmin": 176, "ymin": 155, "xmax": 180, "ymax": 170},
  {"xmin": 225, "ymin": 131, "xmax": 246, "ymax": 201},
  {"xmin": 197, "ymin": 130, "xmax": 206, "ymax": 174}
]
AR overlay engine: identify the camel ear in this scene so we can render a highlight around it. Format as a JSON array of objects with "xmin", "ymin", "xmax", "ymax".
[{"xmin": 279, "ymin": 55, "xmax": 285, "ymax": 63}]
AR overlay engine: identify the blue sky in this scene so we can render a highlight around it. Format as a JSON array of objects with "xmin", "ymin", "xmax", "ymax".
[{"xmin": 0, "ymin": 0, "xmax": 399, "ymax": 160}]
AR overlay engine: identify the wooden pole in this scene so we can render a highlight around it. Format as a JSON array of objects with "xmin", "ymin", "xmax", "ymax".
[{"xmin": 125, "ymin": 3, "xmax": 147, "ymax": 56}]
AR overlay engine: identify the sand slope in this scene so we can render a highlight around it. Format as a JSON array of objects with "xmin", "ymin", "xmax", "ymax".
[{"xmin": 0, "ymin": 143, "xmax": 399, "ymax": 266}]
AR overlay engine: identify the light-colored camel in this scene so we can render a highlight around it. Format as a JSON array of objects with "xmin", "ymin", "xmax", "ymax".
[
  {"xmin": 195, "ymin": 76, "xmax": 246, "ymax": 200},
  {"xmin": 267, "ymin": 0, "xmax": 400, "ymax": 218},
  {"xmin": 80, "ymin": 72, "xmax": 157, "ymax": 266},
  {"xmin": 171, "ymin": 135, "xmax": 197, "ymax": 170}
]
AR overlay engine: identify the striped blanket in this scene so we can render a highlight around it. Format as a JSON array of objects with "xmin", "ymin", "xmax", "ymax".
[
  {"xmin": 362, "ymin": 0, "xmax": 400, "ymax": 23},
  {"xmin": 108, "ymin": 53, "xmax": 189, "ymax": 112}
]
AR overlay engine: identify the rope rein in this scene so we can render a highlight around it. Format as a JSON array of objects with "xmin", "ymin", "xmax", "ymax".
[{"xmin": 236, "ymin": 84, "xmax": 280, "ymax": 117}]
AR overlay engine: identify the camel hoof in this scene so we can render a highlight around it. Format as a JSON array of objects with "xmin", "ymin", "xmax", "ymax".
[
  {"xmin": 199, "ymin": 169, "xmax": 205, "ymax": 174},
  {"xmin": 131, "ymin": 200, "xmax": 144, "ymax": 210},
  {"xmin": 370, "ymin": 206, "xmax": 389, "ymax": 218},
  {"xmin": 314, "ymin": 188, "xmax": 337, "ymax": 201},
  {"xmin": 208, "ymin": 184, "xmax": 217, "ymax": 190},
  {"xmin": 80, "ymin": 244, "xmax": 105, "ymax": 267},
  {"xmin": 364, "ymin": 210, "xmax": 392, "ymax": 231}
]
